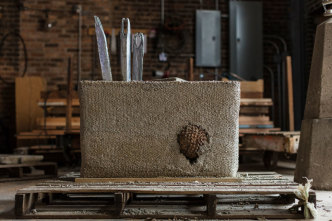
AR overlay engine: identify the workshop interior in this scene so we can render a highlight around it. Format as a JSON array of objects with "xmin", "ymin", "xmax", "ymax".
[{"xmin": 0, "ymin": 0, "xmax": 332, "ymax": 219}]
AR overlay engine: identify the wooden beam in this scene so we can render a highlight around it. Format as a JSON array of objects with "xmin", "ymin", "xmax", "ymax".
[
  {"xmin": 15, "ymin": 77, "xmax": 46, "ymax": 133},
  {"xmin": 66, "ymin": 57, "xmax": 73, "ymax": 132},
  {"xmin": 75, "ymin": 177, "xmax": 242, "ymax": 183},
  {"xmin": 286, "ymin": 56, "xmax": 294, "ymax": 131},
  {"xmin": 205, "ymin": 194, "xmax": 217, "ymax": 218},
  {"xmin": 188, "ymin": 57, "xmax": 194, "ymax": 81}
]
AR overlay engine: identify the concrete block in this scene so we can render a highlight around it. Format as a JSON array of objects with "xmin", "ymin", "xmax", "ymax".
[
  {"xmin": 304, "ymin": 19, "xmax": 332, "ymax": 119},
  {"xmin": 80, "ymin": 81, "xmax": 240, "ymax": 178},
  {"xmin": 295, "ymin": 118, "xmax": 332, "ymax": 190}
]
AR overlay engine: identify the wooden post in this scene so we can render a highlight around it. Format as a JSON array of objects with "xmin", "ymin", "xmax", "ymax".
[
  {"xmin": 205, "ymin": 194, "xmax": 217, "ymax": 217},
  {"xmin": 66, "ymin": 57, "xmax": 73, "ymax": 132},
  {"xmin": 188, "ymin": 57, "xmax": 194, "ymax": 81},
  {"xmin": 286, "ymin": 56, "xmax": 294, "ymax": 131},
  {"xmin": 114, "ymin": 192, "xmax": 130, "ymax": 216}
]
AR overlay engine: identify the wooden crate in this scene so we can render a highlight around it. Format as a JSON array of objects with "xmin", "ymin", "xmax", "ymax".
[{"xmin": 15, "ymin": 172, "xmax": 315, "ymax": 219}]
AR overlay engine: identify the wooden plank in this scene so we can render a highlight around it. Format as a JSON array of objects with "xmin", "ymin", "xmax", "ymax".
[
  {"xmin": 29, "ymin": 145, "xmax": 57, "ymax": 150},
  {"xmin": 15, "ymin": 193, "xmax": 28, "ymax": 216},
  {"xmin": 0, "ymin": 175, "xmax": 56, "ymax": 183},
  {"xmin": 114, "ymin": 192, "xmax": 130, "ymax": 216},
  {"xmin": 240, "ymin": 106, "xmax": 270, "ymax": 115},
  {"xmin": 240, "ymin": 79, "xmax": 264, "ymax": 93},
  {"xmin": 239, "ymin": 128, "xmax": 281, "ymax": 134},
  {"xmin": 66, "ymin": 57, "xmax": 73, "ymax": 132},
  {"xmin": 188, "ymin": 57, "xmax": 194, "ymax": 81},
  {"xmin": 37, "ymin": 98, "xmax": 80, "ymax": 107},
  {"xmin": 240, "ymin": 98, "xmax": 273, "ymax": 106},
  {"xmin": 36, "ymin": 117, "xmax": 80, "ymax": 129},
  {"xmin": 17, "ymin": 183, "xmax": 302, "ymax": 195},
  {"xmin": 241, "ymin": 92, "xmax": 263, "ymax": 98},
  {"xmin": 205, "ymin": 194, "xmax": 217, "ymax": 217},
  {"xmin": 75, "ymin": 177, "xmax": 242, "ymax": 183},
  {"xmin": 239, "ymin": 116, "xmax": 272, "ymax": 125},
  {"xmin": 0, "ymin": 162, "xmax": 57, "ymax": 169},
  {"xmin": 239, "ymin": 124, "xmax": 274, "ymax": 129},
  {"xmin": 15, "ymin": 77, "xmax": 46, "ymax": 133},
  {"xmin": 286, "ymin": 56, "xmax": 295, "ymax": 131}
]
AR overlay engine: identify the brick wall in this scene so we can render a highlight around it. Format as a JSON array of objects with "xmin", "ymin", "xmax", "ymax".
[{"xmin": 0, "ymin": 0, "xmax": 291, "ymax": 151}]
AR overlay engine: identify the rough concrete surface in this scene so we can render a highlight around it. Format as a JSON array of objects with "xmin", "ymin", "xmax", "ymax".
[
  {"xmin": 295, "ymin": 118, "xmax": 332, "ymax": 190},
  {"xmin": 80, "ymin": 81, "xmax": 240, "ymax": 178},
  {"xmin": 295, "ymin": 18, "xmax": 332, "ymax": 190},
  {"xmin": 304, "ymin": 18, "xmax": 332, "ymax": 119}
]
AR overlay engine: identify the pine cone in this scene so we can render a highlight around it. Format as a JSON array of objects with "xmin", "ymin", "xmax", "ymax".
[{"xmin": 178, "ymin": 124, "xmax": 209, "ymax": 161}]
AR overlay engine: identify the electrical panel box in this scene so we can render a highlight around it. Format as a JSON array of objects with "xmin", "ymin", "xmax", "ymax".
[
  {"xmin": 230, "ymin": 1, "xmax": 263, "ymax": 80},
  {"xmin": 196, "ymin": 10, "xmax": 221, "ymax": 67}
]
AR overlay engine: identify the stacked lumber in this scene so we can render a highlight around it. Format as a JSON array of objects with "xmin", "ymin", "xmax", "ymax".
[
  {"xmin": 16, "ymin": 87, "xmax": 80, "ymax": 164},
  {"xmin": 239, "ymin": 80, "xmax": 279, "ymax": 134}
]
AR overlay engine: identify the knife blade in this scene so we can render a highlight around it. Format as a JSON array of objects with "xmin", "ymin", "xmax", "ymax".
[
  {"xmin": 132, "ymin": 33, "xmax": 144, "ymax": 81},
  {"xmin": 94, "ymin": 16, "xmax": 112, "ymax": 81},
  {"xmin": 120, "ymin": 18, "xmax": 131, "ymax": 81}
]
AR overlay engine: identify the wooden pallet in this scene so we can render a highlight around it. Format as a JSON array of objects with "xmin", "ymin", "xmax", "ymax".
[
  {"xmin": 15, "ymin": 172, "xmax": 315, "ymax": 219},
  {"xmin": 0, "ymin": 162, "xmax": 57, "ymax": 180}
]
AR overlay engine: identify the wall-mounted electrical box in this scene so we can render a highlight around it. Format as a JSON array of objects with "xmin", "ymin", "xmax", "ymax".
[{"xmin": 195, "ymin": 10, "xmax": 221, "ymax": 67}]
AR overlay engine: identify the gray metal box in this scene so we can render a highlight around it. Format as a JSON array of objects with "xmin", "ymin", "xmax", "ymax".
[
  {"xmin": 195, "ymin": 10, "xmax": 221, "ymax": 67},
  {"xmin": 230, "ymin": 1, "xmax": 263, "ymax": 80}
]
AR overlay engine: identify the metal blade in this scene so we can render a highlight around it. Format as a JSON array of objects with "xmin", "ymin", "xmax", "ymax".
[
  {"xmin": 94, "ymin": 16, "xmax": 112, "ymax": 81},
  {"xmin": 120, "ymin": 18, "xmax": 131, "ymax": 81},
  {"xmin": 132, "ymin": 33, "xmax": 144, "ymax": 81}
]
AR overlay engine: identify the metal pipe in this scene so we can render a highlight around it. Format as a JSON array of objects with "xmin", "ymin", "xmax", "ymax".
[
  {"xmin": 265, "ymin": 35, "xmax": 287, "ymax": 52},
  {"xmin": 265, "ymin": 36, "xmax": 288, "ymax": 130},
  {"xmin": 264, "ymin": 40, "xmax": 282, "ymax": 129}
]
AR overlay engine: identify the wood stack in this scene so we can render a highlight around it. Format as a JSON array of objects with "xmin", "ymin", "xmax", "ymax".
[{"xmin": 239, "ymin": 80, "xmax": 279, "ymax": 135}]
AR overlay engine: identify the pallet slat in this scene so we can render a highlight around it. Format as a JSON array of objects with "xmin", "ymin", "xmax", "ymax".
[{"xmin": 15, "ymin": 172, "xmax": 316, "ymax": 219}]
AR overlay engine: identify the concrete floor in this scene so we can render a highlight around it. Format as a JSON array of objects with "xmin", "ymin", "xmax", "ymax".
[{"xmin": 0, "ymin": 161, "xmax": 332, "ymax": 220}]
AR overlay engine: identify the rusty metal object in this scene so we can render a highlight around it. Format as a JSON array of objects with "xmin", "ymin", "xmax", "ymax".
[
  {"xmin": 323, "ymin": 0, "xmax": 332, "ymax": 16},
  {"xmin": 177, "ymin": 124, "xmax": 210, "ymax": 162}
]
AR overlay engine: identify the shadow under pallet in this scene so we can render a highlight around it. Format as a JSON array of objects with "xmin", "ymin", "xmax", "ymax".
[{"xmin": 15, "ymin": 172, "xmax": 315, "ymax": 219}]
